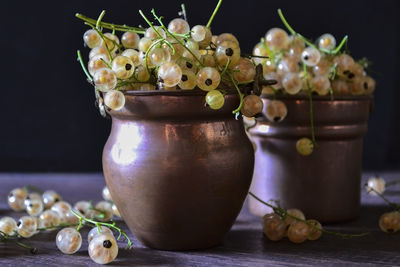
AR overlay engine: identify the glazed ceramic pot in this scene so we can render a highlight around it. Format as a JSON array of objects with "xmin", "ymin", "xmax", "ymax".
[
  {"xmin": 248, "ymin": 95, "xmax": 372, "ymax": 223},
  {"xmin": 102, "ymin": 89, "xmax": 254, "ymax": 250}
]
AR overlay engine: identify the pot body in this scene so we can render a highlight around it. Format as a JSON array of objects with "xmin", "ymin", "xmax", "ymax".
[
  {"xmin": 248, "ymin": 95, "xmax": 372, "ymax": 223},
  {"xmin": 103, "ymin": 90, "xmax": 254, "ymax": 250}
]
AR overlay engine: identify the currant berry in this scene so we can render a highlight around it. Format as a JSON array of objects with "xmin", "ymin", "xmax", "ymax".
[
  {"xmin": 282, "ymin": 72, "xmax": 302, "ymax": 95},
  {"xmin": 350, "ymin": 76, "xmax": 375, "ymax": 95},
  {"xmin": 288, "ymin": 36, "xmax": 305, "ymax": 61},
  {"xmin": 185, "ymin": 39, "xmax": 199, "ymax": 51},
  {"xmin": 88, "ymin": 54, "xmax": 110, "ymax": 76},
  {"xmin": 366, "ymin": 176, "xmax": 386, "ymax": 195},
  {"xmin": 198, "ymin": 27, "xmax": 212, "ymax": 49},
  {"xmin": 331, "ymin": 79, "xmax": 350, "ymax": 95},
  {"xmin": 88, "ymin": 226, "xmax": 113, "ymax": 243},
  {"xmin": 196, "ymin": 67, "xmax": 220, "ymax": 91},
  {"xmin": 252, "ymin": 42, "xmax": 269, "ymax": 65},
  {"xmin": 51, "ymin": 201, "xmax": 72, "ymax": 223},
  {"xmin": 25, "ymin": 198, "xmax": 44, "ymax": 217},
  {"xmin": 333, "ymin": 54, "xmax": 355, "ymax": 76},
  {"xmin": 262, "ymin": 213, "xmax": 286, "ymax": 241},
  {"xmin": 201, "ymin": 54, "xmax": 216, "ymax": 67},
  {"xmin": 8, "ymin": 188, "xmax": 28, "ymax": 211},
  {"xmin": 88, "ymin": 233, "xmax": 118, "ymax": 264},
  {"xmin": 177, "ymin": 57, "xmax": 198, "ymax": 73},
  {"xmin": 138, "ymin": 37, "xmax": 153, "ymax": 52},
  {"xmin": 42, "ymin": 190, "xmax": 62, "ymax": 209},
  {"xmin": 302, "ymin": 47, "xmax": 321, "ymax": 66},
  {"xmin": 296, "ymin": 137, "xmax": 314, "ymax": 156},
  {"xmin": 24, "ymin": 192, "xmax": 42, "ymax": 206},
  {"xmin": 318, "ymin": 34, "xmax": 336, "ymax": 50},
  {"xmin": 262, "ymin": 59, "xmax": 275, "ymax": 74},
  {"xmin": 263, "ymin": 72, "xmax": 282, "ymax": 90},
  {"xmin": 265, "ymin": 100, "xmax": 287, "ymax": 122},
  {"xmin": 121, "ymin": 49, "xmax": 140, "ymax": 66},
  {"xmin": 144, "ymin": 26, "xmax": 166, "ymax": 39},
  {"xmin": 89, "ymin": 46, "xmax": 111, "ymax": 61},
  {"xmin": 312, "ymin": 75, "xmax": 331, "ymax": 96},
  {"xmin": 101, "ymin": 33, "xmax": 120, "ymax": 53},
  {"xmin": 307, "ymin": 219, "xmax": 323, "ymax": 241},
  {"xmin": 216, "ymin": 33, "xmax": 240, "ymax": 47},
  {"xmin": 134, "ymin": 65, "xmax": 150, "ymax": 82},
  {"xmin": 265, "ymin": 28, "xmax": 290, "ymax": 51},
  {"xmin": 206, "ymin": 90, "xmax": 225, "ymax": 110},
  {"xmin": 104, "ymin": 90, "xmax": 126, "ymax": 111},
  {"xmin": 94, "ymin": 68, "xmax": 117, "ymax": 92},
  {"xmin": 284, "ymin": 208, "xmax": 306, "ymax": 226},
  {"xmin": 168, "ymin": 18, "xmax": 190, "ymax": 34},
  {"xmin": 178, "ymin": 70, "xmax": 197, "ymax": 90},
  {"xmin": 232, "ymin": 58, "xmax": 256, "ymax": 83},
  {"xmin": 0, "ymin": 217, "xmax": 17, "ymax": 236},
  {"xmin": 38, "ymin": 210, "xmax": 61, "ymax": 230},
  {"xmin": 102, "ymin": 186, "xmax": 112, "ymax": 201},
  {"xmin": 112, "ymin": 204, "xmax": 121, "ymax": 217},
  {"xmin": 379, "ymin": 211, "xmax": 400, "ymax": 233},
  {"xmin": 287, "ymin": 221, "xmax": 310, "ymax": 243},
  {"xmin": 158, "ymin": 62, "xmax": 182, "ymax": 88},
  {"xmin": 214, "ymin": 41, "xmax": 240, "ymax": 66},
  {"xmin": 121, "ymin": 32, "xmax": 140, "ymax": 49},
  {"xmin": 277, "ymin": 57, "xmax": 300, "ymax": 75},
  {"xmin": 312, "ymin": 58, "xmax": 331, "ymax": 77},
  {"xmin": 149, "ymin": 47, "xmax": 171, "ymax": 67},
  {"xmin": 17, "ymin": 216, "xmax": 37, "ymax": 238},
  {"xmin": 112, "ymin": 56, "xmax": 134, "ymax": 79},
  {"xmin": 56, "ymin": 227, "xmax": 82, "ymax": 254},
  {"xmin": 241, "ymin": 95, "xmax": 264, "ymax": 117},
  {"xmin": 191, "ymin": 25, "xmax": 207, "ymax": 42},
  {"xmin": 83, "ymin": 29, "xmax": 101, "ymax": 49},
  {"xmin": 74, "ymin": 201, "xmax": 94, "ymax": 219},
  {"xmin": 95, "ymin": 201, "xmax": 113, "ymax": 221}
]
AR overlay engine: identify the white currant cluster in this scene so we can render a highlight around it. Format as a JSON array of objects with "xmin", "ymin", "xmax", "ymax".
[
  {"xmin": 252, "ymin": 9, "xmax": 376, "ymax": 156},
  {"xmin": 77, "ymin": 2, "xmax": 264, "ymax": 117},
  {"xmin": 263, "ymin": 208, "xmax": 322, "ymax": 243},
  {"xmin": 1, "ymin": 186, "xmax": 125, "ymax": 264},
  {"xmin": 366, "ymin": 176, "xmax": 400, "ymax": 234}
]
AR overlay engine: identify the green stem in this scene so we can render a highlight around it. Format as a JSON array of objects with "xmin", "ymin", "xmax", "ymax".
[
  {"xmin": 303, "ymin": 63, "xmax": 317, "ymax": 146},
  {"xmin": 1, "ymin": 231, "xmax": 37, "ymax": 254},
  {"xmin": 71, "ymin": 209, "xmax": 133, "ymax": 248},
  {"xmin": 220, "ymin": 58, "xmax": 231, "ymax": 77},
  {"xmin": 229, "ymin": 73, "xmax": 244, "ymax": 115},
  {"xmin": 138, "ymin": 10, "xmax": 164, "ymax": 40},
  {"xmin": 77, "ymin": 50, "xmax": 93, "ymax": 82},
  {"xmin": 96, "ymin": 10, "xmax": 106, "ymax": 30},
  {"xmin": 76, "ymin": 13, "xmax": 145, "ymax": 34},
  {"xmin": 365, "ymin": 184, "xmax": 400, "ymax": 210},
  {"xmin": 180, "ymin": 3, "xmax": 188, "ymax": 22},
  {"xmin": 248, "ymin": 192, "xmax": 369, "ymax": 238},
  {"xmin": 206, "ymin": 0, "xmax": 223, "ymax": 28}
]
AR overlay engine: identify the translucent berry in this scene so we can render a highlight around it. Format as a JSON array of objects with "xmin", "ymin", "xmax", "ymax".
[
  {"xmin": 252, "ymin": 42, "xmax": 269, "ymax": 65},
  {"xmin": 284, "ymin": 208, "xmax": 306, "ymax": 226},
  {"xmin": 178, "ymin": 70, "xmax": 197, "ymax": 90},
  {"xmin": 56, "ymin": 227, "xmax": 82, "ymax": 254},
  {"xmin": 214, "ymin": 41, "xmax": 240, "ymax": 66},
  {"xmin": 206, "ymin": 90, "xmax": 225, "ymax": 110},
  {"xmin": 296, "ymin": 138, "xmax": 314, "ymax": 156},
  {"xmin": 177, "ymin": 57, "xmax": 198, "ymax": 73},
  {"xmin": 288, "ymin": 36, "xmax": 305, "ymax": 61},
  {"xmin": 144, "ymin": 26, "xmax": 166, "ymax": 39},
  {"xmin": 158, "ymin": 62, "xmax": 182, "ymax": 87},
  {"xmin": 121, "ymin": 49, "xmax": 140, "ymax": 66},
  {"xmin": 262, "ymin": 213, "xmax": 286, "ymax": 241},
  {"xmin": 168, "ymin": 18, "xmax": 190, "ymax": 34},
  {"xmin": 39, "ymin": 210, "xmax": 60, "ymax": 230},
  {"xmin": 134, "ymin": 65, "xmax": 150, "ymax": 82},
  {"xmin": 104, "ymin": 90, "xmax": 125, "ymax": 111},
  {"xmin": 277, "ymin": 57, "xmax": 300, "ymax": 75},
  {"xmin": 333, "ymin": 54, "xmax": 355, "ymax": 76},
  {"xmin": 88, "ymin": 226, "xmax": 113, "ymax": 243},
  {"xmin": 0, "ymin": 217, "xmax": 17, "ymax": 236},
  {"xmin": 366, "ymin": 176, "xmax": 386, "ymax": 195},
  {"xmin": 216, "ymin": 33, "xmax": 239, "ymax": 47},
  {"xmin": 112, "ymin": 204, "xmax": 121, "ymax": 217},
  {"xmin": 24, "ymin": 192, "xmax": 42, "ymax": 206},
  {"xmin": 185, "ymin": 39, "xmax": 199, "ymax": 51},
  {"xmin": 198, "ymin": 27, "xmax": 212, "ymax": 49},
  {"xmin": 88, "ymin": 233, "xmax": 118, "ymax": 264},
  {"xmin": 191, "ymin": 25, "xmax": 207, "ymax": 42},
  {"xmin": 263, "ymin": 72, "xmax": 282, "ymax": 90},
  {"xmin": 83, "ymin": 29, "xmax": 101, "ymax": 49},
  {"xmin": 201, "ymin": 54, "xmax": 216, "ymax": 67},
  {"xmin": 302, "ymin": 47, "xmax": 321, "ymax": 66},
  {"xmin": 95, "ymin": 201, "xmax": 113, "ymax": 221},
  {"xmin": 241, "ymin": 95, "xmax": 264, "ymax": 117},
  {"xmin": 312, "ymin": 75, "xmax": 331, "ymax": 96},
  {"xmin": 138, "ymin": 37, "xmax": 153, "ymax": 52},
  {"xmin": 94, "ymin": 68, "xmax": 117, "ymax": 92},
  {"xmin": 149, "ymin": 47, "xmax": 171, "ymax": 67},
  {"xmin": 112, "ymin": 56, "xmax": 134, "ymax": 79},
  {"xmin": 350, "ymin": 76, "xmax": 375, "ymax": 95},
  {"xmin": 89, "ymin": 46, "xmax": 111, "ymax": 61},
  {"xmin": 102, "ymin": 33, "xmax": 120, "ymax": 52},
  {"xmin": 74, "ymin": 201, "xmax": 94, "ymax": 219},
  {"xmin": 196, "ymin": 67, "xmax": 221, "ymax": 91},
  {"xmin": 265, "ymin": 100, "xmax": 287, "ymax": 122},
  {"xmin": 17, "ymin": 216, "xmax": 37, "ymax": 238},
  {"xmin": 233, "ymin": 58, "xmax": 256, "ymax": 83},
  {"xmin": 332, "ymin": 79, "xmax": 350, "ymax": 95},
  {"xmin": 282, "ymin": 72, "xmax": 302, "ymax": 95},
  {"xmin": 25, "ymin": 198, "xmax": 44, "ymax": 217},
  {"xmin": 121, "ymin": 32, "xmax": 140, "ymax": 49},
  {"xmin": 42, "ymin": 190, "xmax": 62, "ymax": 209},
  {"xmin": 313, "ymin": 58, "xmax": 331, "ymax": 77},
  {"xmin": 88, "ymin": 54, "xmax": 109, "ymax": 76},
  {"xmin": 287, "ymin": 221, "xmax": 310, "ymax": 243},
  {"xmin": 8, "ymin": 188, "xmax": 28, "ymax": 211},
  {"xmin": 102, "ymin": 186, "xmax": 112, "ymax": 201},
  {"xmin": 265, "ymin": 28, "xmax": 290, "ymax": 51},
  {"xmin": 318, "ymin": 34, "xmax": 336, "ymax": 50},
  {"xmin": 307, "ymin": 219, "xmax": 323, "ymax": 241},
  {"xmin": 51, "ymin": 201, "xmax": 72, "ymax": 223},
  {"xmin": 379, "ymin": 211, "xmax": 400, "ymax": 233}
]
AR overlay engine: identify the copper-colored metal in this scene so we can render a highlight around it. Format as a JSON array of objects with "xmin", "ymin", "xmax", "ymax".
[
  {"xmin": 248, "ymin": 95, "xmax": 372, "ymax": 223},
  {"xmin": 102, "ymin": 89, "xmax": 254, "ymax": 250}
]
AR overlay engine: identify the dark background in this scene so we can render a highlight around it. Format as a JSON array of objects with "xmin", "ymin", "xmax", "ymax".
[{"xmin": 0, "ymin": 0, "xmax": 399, "ymax": 172}]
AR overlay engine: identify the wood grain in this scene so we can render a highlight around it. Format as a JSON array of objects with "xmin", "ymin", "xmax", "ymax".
[{"xmin": 0, "ymin": 173, "xmax": 399, "ymax": 266}]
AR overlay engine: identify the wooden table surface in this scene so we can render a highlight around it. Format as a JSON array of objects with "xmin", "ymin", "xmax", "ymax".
[{"xmin": 0, "ymin": 173, "xmax": 399, "ymax": 266}]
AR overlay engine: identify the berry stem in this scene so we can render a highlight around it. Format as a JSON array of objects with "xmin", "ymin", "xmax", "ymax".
[
  {"xmin": 229, "ymin": 73, "xmax": 244, "ymax": 115},
  {"xmin": 206, "ymin": 0, "xmax": 223, "ymax": 28},
  {"xmin": 96, "ymin": 10, "xmax": 106, "ymax": 30},
  {"xmin": 77, "ymin": 50, "xmax": 93, "ymax": 83},
  {"xmin": 302, "ymin": 63, "xmax": 317, "ymax": 147},
  {"xmin": 71, "ymin": 209, "xmax": 133, "ymax": 248},
  {"xmin": 75, "ymin": 13, "xmax": 145, "ymax": 34},
  {"xmin": 180, "ymin": 3, "xmax": 188, "ymax": 22},
  {"xmin": 0, "ymin": 231, "xmax": 37, "ymax": 254},
  {"xmin": 365, "ymin": 184, "xmax": 400, "ymax": 210},
  {"xmin": 138, "ymin": 10, "xmax": 164, "ymax": 40},
  {"xmin": 248, "ymin": 192, "xmax": 369, "ymax": 238}
]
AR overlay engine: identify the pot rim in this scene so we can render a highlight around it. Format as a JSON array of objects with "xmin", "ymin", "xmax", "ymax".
[{"xmin": 260, "ymin": 94, "xmax": 373, "ymax": 101}]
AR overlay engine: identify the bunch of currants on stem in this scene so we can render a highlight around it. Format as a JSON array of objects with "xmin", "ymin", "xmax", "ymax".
[
  {"xmin": 1, "ymin": 186, "xmax": 128, "ymax": 264},
  {"xmin": 76, "ymin": 0, "xmax": 266, "ymax": 118},
  {"xmin": 252, "ymin": 9, "xmax": 376, "ymax": 156}
]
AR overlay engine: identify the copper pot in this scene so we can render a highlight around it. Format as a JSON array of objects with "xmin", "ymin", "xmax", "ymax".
[
  {"xmin": 248, "ymin": 95, "xmax": 372, "ymax": 223},
  {"xmin": 102, "ymin": 89, "xmax": 254, "ymax": 250}
]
